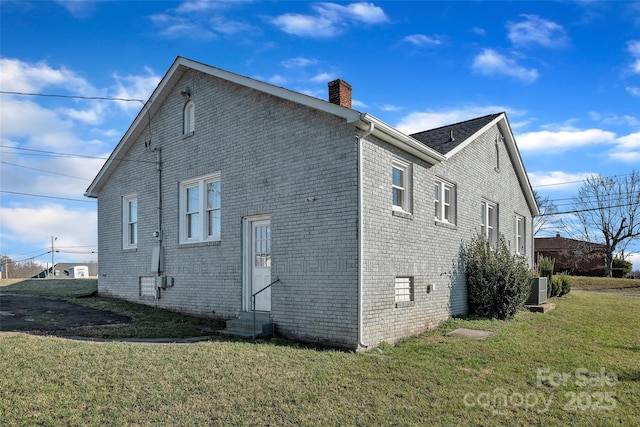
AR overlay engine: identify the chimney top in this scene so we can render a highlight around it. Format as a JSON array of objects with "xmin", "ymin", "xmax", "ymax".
[{"xmin": 328, "ymin": 79, "xmax": 352, "ymax": 109}]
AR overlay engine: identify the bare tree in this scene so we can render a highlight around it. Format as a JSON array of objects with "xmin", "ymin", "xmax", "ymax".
[
  {"xmin": 533, "ymin": 190, "xmax": 567, "ymax": 236},
  {"xmin": 573, "ymin": 171, "xmax": 640, "ymax": 277}
]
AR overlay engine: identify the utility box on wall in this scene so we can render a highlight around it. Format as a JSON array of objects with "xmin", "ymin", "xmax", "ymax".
[{"xmin": 527, "ymin": 277, "xmax": 548, "ymax": 305}]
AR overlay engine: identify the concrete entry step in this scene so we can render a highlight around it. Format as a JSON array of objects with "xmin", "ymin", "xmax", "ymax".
[
  {"xmin": 526, "ymin": 303, "xmax": 556, "ymax": 313},
  {"xmin": 219, "ymin": 312, "xmax": 273, "ymax": 339}
]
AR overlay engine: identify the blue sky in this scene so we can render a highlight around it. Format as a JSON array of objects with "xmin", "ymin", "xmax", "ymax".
[{"xmin": 1, "ymin": 0, "xmax": 639, "ymax": 270}]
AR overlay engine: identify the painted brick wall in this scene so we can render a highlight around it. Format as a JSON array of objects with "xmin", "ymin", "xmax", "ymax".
[
  {"xmin": 360, "ymin": 122, "xmax": 535, "ymax": 347},
  {"xmin": 97, "ymin": 69, "xmax": 360, "ymax": 348}
]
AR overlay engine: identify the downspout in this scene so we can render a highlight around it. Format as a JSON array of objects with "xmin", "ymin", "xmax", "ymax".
[
  {"xmin": 357, "ymin": 120, "xmax": 374, "ymax": 349},
  {"xmin": 156, "ymin": 148, "xmax": 162, "ymax": 248}
]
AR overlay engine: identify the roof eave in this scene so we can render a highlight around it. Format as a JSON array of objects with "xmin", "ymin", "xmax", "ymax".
[{"xmin": 357, "ymin": 113, "xmax": 445, "ymax": 165}]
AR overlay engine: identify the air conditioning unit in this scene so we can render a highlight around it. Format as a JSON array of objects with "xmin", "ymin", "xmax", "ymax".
[{"xmin": 527, "ymin": 277, "xmax": 548, "ymax": 305}]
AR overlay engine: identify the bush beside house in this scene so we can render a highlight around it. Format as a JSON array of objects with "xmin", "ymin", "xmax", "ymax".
[{"xmin": 464, "ymin": 234, "xmax": 531, "ymax": 320}]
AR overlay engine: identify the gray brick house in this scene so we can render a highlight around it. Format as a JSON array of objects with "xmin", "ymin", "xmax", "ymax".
[{"xmin": 85, "ymin": 57, "xmax": 538, "ymax": 349}]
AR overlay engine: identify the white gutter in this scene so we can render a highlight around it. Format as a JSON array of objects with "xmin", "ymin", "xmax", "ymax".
[
  {"xmin": 356, "ymin": 113, "xmax": 445, "ymax": 165},
  {"xmin": 357, "ymin": 122, "xmax": 375, "ymax": 350}
]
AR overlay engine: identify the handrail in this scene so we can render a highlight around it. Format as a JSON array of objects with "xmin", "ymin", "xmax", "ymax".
[{"xmin": 251, "ymin": 277, "xmax": 280, "ymax": 339}]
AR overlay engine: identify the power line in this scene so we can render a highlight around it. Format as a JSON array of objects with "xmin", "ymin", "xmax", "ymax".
[
  {"xmin": 0, "ymin": 145, "xmax": 156, "ymax": 164},
  {"xmin": 538, "ymin": 202, "xmax": 639, "ymax": 217},
  {"xmin": 531, "ymin": 172, "xmax": 635, "ymax": 188},
  {"xmin": 11, "ymin": 252, "xmax": 51, "ymax": 263},
  {"xmin": 0, "ymin": 190, "xmax": 95, "ymax": 203},
  {"xmin": 0, "ymin": 161, "xmax": 92, "ymax": 181},
  {"xmin": 0, "ymin": 90, "xmax": 144, "ymax": 103}
]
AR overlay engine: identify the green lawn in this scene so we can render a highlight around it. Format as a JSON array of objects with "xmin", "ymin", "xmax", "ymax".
[{"xmin": 1, "ymin": 280, "xmax": 639, "ymax": 425}]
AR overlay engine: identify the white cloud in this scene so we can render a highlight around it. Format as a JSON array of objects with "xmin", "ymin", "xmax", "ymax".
[
  {"xmin": 0, "ymin": 58, "xmax": 96, "ymax": 95},
  {"xmin": 627, "ymin": 253, "xmax": 640, "ymax": 272},
  {"xmin": 282, "ymin": 57, "xmax": 318, "ymax": 68},
  {"xmin": 396, "ymin": 105, "xmax": 514, "ymax": 134},
  {"xmin": 210, "ymin": 15, "xmax": 256, "ymax": 35},
  {"xmin": 626, "ymin": 86, "xmax": 640, "ymax": 96},
  {"xmin": 271, "ymin": 13, "xmax": 338, "ymax": 38},
  {"xmin": 54, "ymin": 0, "xmax": 98, "ymax": 18},
  {"xmin": 472, "ymin": 49, "xmax": 539, "ymax": 83},
  {"xmin": 111, "ymin": 67, "xmax": 161, "ymax": 112},
  {"xmin": 470, "ymin": 26, "xmax": 486, "ymax": 37},
  {"xmin": 268, "ymin": 75, "xmax": 287, "ymax": 85},
  {"xmin": 316, "ymin": 2, "xmax": 388, "ymax": 24},
  {"xmin": 627, "ymin": 40, "xmax": 640, "ymax": 74},
  {"xmin": 150, "ymin": 14, "xmax": 216, "ymax": 39},
  {"xmin": 309, "ymin": 72, "xmax": 338, "ymax": 84},
  {"xmin": 377, "ymin": 104, "xmax": 402, "ymax": 112},
  {"xmin": 507, "ymin": 14, "xmax": 570, "ymax": 48},
  {"xmin": 610, "ymin": 132, "xmax": 640, "ymax": 163},
  {"xmin": 589, "ymin": 111, "xmax": 640, "ymax": 127},
  {"xmin": 272, "ymin": 2, "xmax": 388, "ymax": 38},
  {"xmin": 352, "ymin": 99, "xmax": 368, "ymax": 109},
  {"xmin": 517, "ymin": 128, "xmax": 616, "ymax": 152},
  {"xmin": 528, "ymin": 171, "xmax": 593, "ymax": 190},
  {"xmin": 401, "ymin": 34, "xmax": 442, "ymax": 47},
  {"xmin": 0, "ymin": 204, "xmax": 97, "ymax": 263}
]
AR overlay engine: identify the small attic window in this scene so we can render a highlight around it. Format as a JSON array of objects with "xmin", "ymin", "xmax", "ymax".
[{"xmin": 183, "ymin": 100, "xmax": 195, "ymax": 135}]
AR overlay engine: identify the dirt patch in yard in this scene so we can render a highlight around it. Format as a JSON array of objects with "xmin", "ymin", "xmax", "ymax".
[{"xmin": 0, "ymin": 294, "xmax": 133, "ymax": 333}]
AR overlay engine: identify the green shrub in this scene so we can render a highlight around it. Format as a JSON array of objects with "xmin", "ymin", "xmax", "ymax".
[
  {"xmin": 550, "ymin": 276, "xmax": 561, "ymax": 297},
  {"xmin": 464, "ymin": 234, "xmax": 532, "ymax": 320},
  {"xmin": 612, "ymin": 257, "xmax": 632, "ymax": 278},
  {"xmin": 558, "ymin": 273, "xmax": 571, "ymax": 296},
  {"xmin": 537, "ymin": 255, "xmax": 555, "ymax": 297}
]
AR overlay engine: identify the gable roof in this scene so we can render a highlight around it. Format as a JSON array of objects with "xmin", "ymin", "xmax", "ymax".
[
  {"xmin": 413, "ymin": 112, "xmax": 538, "ymax": 216},
  {"xmin": 410, "ymin": 113, "xmax": 502, "ymax": 156},
  {"xmin": 85, "ymin": 56, "xmax": 445, "ymax": 198},
  {"xmin": 84, "ymin": 57, "xmax": 537, "ymax": 216},
  {"xmin": 535, "ymin": 236, "xmax": 605, "ymax": 251}
]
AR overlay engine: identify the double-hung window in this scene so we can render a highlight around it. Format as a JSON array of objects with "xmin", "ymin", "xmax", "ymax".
[
  {"xmin": 434, "ymin": 179, "xmax": 455, "ymax": 224},
  {"xmin": 515, "ymin": 215, "xmax": 526, "ymax": 255},
  {"xmin": 180, "ymin": 173, "xmax": 221, "ymax": 243},
  {"xmin": 123, "ymin": 194, "xmax": 137, "ymax": 249},
  {"xmin": 480, "ymin": 200, "xmax": 498, "ymax": 245},
  {"xmin": 392, "ymin": 159, "xmax": 410, "ymax": 213}
]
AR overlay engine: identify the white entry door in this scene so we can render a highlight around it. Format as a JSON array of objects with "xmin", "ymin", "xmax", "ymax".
[{"xmin": 250, "ymin": 219, "xmax": 271, "ymax": 312}]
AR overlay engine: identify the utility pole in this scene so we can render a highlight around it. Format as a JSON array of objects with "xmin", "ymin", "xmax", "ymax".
[{"xmin": 51, "ymin": 236, "xmax": 57, "ymax": 279}]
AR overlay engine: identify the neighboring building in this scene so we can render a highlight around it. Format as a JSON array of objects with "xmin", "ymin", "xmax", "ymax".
[
  {"xmin": 534, "ymin": 234, "xmax": 606, "ymax": 276},
  {"xmin": 85, "ymin": 57, "xmax": 538, "ymax": 349},
  {"xmin": 33, "ymin": 263, "xmax": 98, "ymax": 278}
]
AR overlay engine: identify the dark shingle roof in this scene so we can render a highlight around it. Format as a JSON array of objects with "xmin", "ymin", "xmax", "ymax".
[{"xmin": 410, "ymin": 113, "xmax": 502, "ymax": 155}]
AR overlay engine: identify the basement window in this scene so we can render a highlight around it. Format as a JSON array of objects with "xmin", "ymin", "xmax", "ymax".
[
  {"xmin": 139, "ymin": 276, "xmax": 155, "ymax": 298},
  {"xmin": 395, "ymin": 276, "xmax": 414, "ymax": 307}
]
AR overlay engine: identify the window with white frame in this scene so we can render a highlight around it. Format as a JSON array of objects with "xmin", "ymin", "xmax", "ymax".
[
  {"xmin": 480, "ymin": 200, "xmax": 498, "ymax": 245},
  {"xmin": 434, "ymin": 179, "xmax": 456, "ymax": 224},
  {"xmin": 179, "ymin": 173, "xmax": 221, "ymax": 243},
  {"xmin": 183, "ymin": 100, "xmax": 195, "ymax": 134},
  {"xmin": 515, "ymin": 215, "xmax": 526, "ymax": 255},
  {"xmin": 392, "ymin": 159, "xmax": 410, "ymax": 212},
  {"xmin": 395, "ymin": 276, "xmax": 414, "ymax": 304},
  {"xmin": 123, "ymin": 194, "xmax": 137, "ymax": 249}
]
